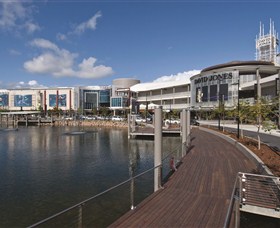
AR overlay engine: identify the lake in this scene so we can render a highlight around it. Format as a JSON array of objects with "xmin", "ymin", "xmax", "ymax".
[{"xmin": 0, "ymin": 126, "xmax": 181, "ymax": 227}]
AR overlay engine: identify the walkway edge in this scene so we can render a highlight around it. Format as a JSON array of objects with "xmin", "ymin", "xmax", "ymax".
[{"xmin": 199, "ymin": 126, "xmax": 274, "ymax": 176}]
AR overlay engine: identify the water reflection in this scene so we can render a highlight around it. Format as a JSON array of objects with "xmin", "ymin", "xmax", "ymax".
[{"xmin": 0, "ymin": 126, "xmax": 180, "ymax": 227}]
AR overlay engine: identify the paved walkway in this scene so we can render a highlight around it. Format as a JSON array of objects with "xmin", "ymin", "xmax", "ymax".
[
  {"xmin": 198, "ymin": 120, "xmax": 280, "ymax": 137},
  {"xmin": 199, "ymin": 120, "xmax": 280, "ymax": 151},
  {"xmin": 110, "ymin": 127, "xmax": 258, "ymax": 227}
]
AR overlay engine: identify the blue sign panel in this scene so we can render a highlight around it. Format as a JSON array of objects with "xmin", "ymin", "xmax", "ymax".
[
  {"xmin": 49, "ymin": 94, "xmax": 67, "ymax": 107},
  {"xmin": 0, "ymin": 94, "xmax": 8, "ymax": 106},
  {"xmin": 14, "ymin": 95, "xmax": 32, "ymax": 107}
]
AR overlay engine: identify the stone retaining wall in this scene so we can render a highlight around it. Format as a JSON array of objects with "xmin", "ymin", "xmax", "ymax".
[{"xmin": 54, "ymin": 120, "xmax": 128, "ymax": 128}]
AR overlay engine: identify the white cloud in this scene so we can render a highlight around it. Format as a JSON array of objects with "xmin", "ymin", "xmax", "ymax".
[
  {"xmin": 153, "ymin": 70, "xmax": 201, "ymax": 83},
  {"xmin": 56, "ymin": 11, "xmax": 102, "ymax": 41},
  {"xmin": 25, "ymin": 21, "xmax": 40, "ymax": 34},
  {"xmin": 76, "ymin": 57, "xmax": 114, "ymax": 79},
  {"xmin": 30, "ymin": 38, "xmax": 60, "ymax": 52},
  {"xmin": 28, "ymin": 80, "xmax": 39, "ymax": 86},
  {"xmin": 9, "ymin": 49, "xmax": 21, "ymax": 56},
  {"xmin": 0, "ymin": 1, "xmax": 40, "ymax": 34},
  {"xmin": 56, "ymin": 33, "xmax": 67, "ymax": 41},
  {"xmin": 73, "ymin": 11, "xmax": 102, "ymax": 35},
  {"xmin": 1, "ymin": 80, "xmax": 46, "ymax": 89},
  {"xmin": 24, "ymin": 38, "xmax": 114, "ymax": 79}
]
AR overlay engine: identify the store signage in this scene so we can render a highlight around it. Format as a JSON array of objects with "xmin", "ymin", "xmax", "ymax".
[{"xmin": 194, "ymin": 72, "xmax": 233, "ymax": 84}]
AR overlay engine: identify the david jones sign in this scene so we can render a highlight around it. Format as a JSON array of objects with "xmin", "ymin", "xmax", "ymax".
[{"xmin": 194, "ymin": 72, "xmax": 233, "ymax": 84}]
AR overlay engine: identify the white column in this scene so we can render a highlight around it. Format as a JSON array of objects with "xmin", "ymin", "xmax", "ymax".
[
  {"xmin": 181, "ymin": 109, "xmax": 187, "ymax": 157},
  {"xmin": 154, "ymin": 106, "xmax": 162, "ymax": 192}
]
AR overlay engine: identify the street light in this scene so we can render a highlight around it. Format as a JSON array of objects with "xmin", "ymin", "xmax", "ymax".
[{"xmin": 232, "ymin": 79, "xmax": 240, "ymax": 139}]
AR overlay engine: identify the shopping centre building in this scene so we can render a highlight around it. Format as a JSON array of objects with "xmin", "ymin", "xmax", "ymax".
[
  {"xmin": 190, "ymin": 61, "xmax": 280, "ymax": 111},
  {"xmin": 0, "ymin": 21, "xmax": 279, "ymax": 116}
]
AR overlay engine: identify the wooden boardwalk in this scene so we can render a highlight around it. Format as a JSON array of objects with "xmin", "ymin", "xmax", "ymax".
[{"xmin": 110, "ymin": 127, "xmax": 258, "ymax": 227}]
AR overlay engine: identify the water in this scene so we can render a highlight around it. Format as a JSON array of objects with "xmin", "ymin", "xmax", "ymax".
[{"xmin": 0, "ymin": 126, "xmax": 181, "ymax": 227}]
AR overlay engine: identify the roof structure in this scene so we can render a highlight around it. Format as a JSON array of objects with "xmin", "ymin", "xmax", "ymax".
[
  {"xmin": 201, "ymin": 60, "xmax": 274, "ymax": 73},
  {"xmin": 130, "ymin": 78, "xmax": 190, "ymax": 92}
]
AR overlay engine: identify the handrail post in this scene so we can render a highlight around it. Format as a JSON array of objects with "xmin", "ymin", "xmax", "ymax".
[
  {"xmin": 130, "ymin": 177, "xmax": 135, "ymax": 210},
  {"xmin": 78, "ymin": 204, "xmax": 83, "ymax": 228}
]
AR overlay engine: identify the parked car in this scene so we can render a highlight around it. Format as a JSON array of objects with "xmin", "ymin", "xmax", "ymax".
[
  {"xmin": 165, "ymin": 119, "xmax": 180, "ymax": 125},
  {"xmin": 111, "ymin": 116, "xmax": 125, "ymax": 121},
  {"xmin": 135, "ymin": 116, "xmax": 146, "ymax": 123}
]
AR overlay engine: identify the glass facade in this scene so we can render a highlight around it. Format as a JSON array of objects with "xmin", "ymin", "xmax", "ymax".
[
  {"xmin": 80, "ymin": 88, "xmax": 111, "ymax": 110},
  {"xmin": 111, "ymin": 97, "xmax": 122, "ymax": 107},
  {"xmin": 100, "ymin": 90, "xmax": 110, "ymax": 104}
]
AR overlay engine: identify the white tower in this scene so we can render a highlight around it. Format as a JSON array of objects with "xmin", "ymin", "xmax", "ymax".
[{"xmin": 256, "ymin": 19, "xmax": 279, "ymax": 64}]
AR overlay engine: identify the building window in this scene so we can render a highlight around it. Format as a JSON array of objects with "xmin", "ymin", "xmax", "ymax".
[
  {"xmin": 111, "ymin": 97, "xmax": 122, "ymax": 107},
  {"xmin": 100, "ymin": 90, "xmax": 110, "ymax": 104},
  {"xmin": 219, "ymin": 84, "xmax": 229, "ymax": 100},
  {"xmin": 210, "ymin": 85, "xmax": 217, "ymax": 101},
  {"xmin": 85, "ymin": 92, "xmax": 98, "ymax": 109},
  {"xmin": 202, "ymin": 86, "xmax": 208, "ymax": 102}
]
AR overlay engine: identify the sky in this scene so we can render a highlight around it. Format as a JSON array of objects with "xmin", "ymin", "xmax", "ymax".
[{"xmin": 1, "ymin": 0, "xmax": 280, "ymax": 89}]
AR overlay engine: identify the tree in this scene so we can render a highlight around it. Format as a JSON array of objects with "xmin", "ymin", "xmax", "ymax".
[
  {"xmin": 269, "ymin": 96, "xmax": 280, "ymax": 129},
  {"xmin": 228, "ymin": 100, "xmax": 251, "ymax": 138},
  {"xmin": 247, "ymin": 97, "xmax": 277, "ymax": 149},
  {"xmin": 99, "ymin": 106, "xmax": 111, "ymax": 117}
]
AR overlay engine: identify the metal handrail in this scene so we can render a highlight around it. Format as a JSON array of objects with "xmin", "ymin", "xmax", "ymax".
[
  {"xmin": 223, "ymin": 173, "xmax": 240, "ymax": 228},
  {"xmin": 223, "ymin": 172, "xmax": 280, "ymax": 228},
  {"xmin": 239, "ymin": 173, "xmax": 280, "ymax": 210},
  {"xmin": 28, "ymin": 164, "xmax": 163, "ymax": 228}
]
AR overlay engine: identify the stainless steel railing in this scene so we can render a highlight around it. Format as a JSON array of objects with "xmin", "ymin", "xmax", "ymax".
[
  {"xmin": 224, "ymin": 172, "xmax": 280, "ymax": 228},
  {"xmin": 28, "ymin": 143, "xmax": 184, "ymax": 227}
]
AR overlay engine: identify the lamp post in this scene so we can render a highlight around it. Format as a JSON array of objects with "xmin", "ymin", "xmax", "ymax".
[
  {"xmin": 276, "ymin": 76, "xmax": 280, "ymax": 129},
  {"xmin": 232, "ymin": 79, "xmax": 240, "ymax": 139},
  {"xmin": 145, "ymin": 92, "xmax": 148, "ymax": 123},
  {"xmin": 237, "ymin": 80, "xmax": 240, "ymax": 139}
]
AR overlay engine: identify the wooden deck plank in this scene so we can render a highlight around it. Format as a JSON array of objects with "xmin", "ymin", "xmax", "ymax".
[{"xmin": 109, "ymin": 127, "xmax": 257, "ymax": 227}]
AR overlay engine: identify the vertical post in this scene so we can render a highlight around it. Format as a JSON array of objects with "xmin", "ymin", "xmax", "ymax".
[
  {"xmin": 13, "ymin": 115, "xmax": 15, "ymax": 128},
  {"xmin": 169, "ymin": 100, "xmax": 171, "ymax": 124},
  {"xmin": 26, "ymin": 115, "xmax": 28, "ymax": 127},
  {"xmin": 130, "ymin": 177, "xmax": 135, "ymax": 210},
  {"xmin": 222, "ymin": 94, "xmax": 225, "ymax": 132},
  {"xmin": 256, "ymin": 68, "xmax": 261, "ymax": 98},
  {"xmin": 218, "ymin": 94, "xmax": 221, "ymax": 130},
  {"xmin": 145, "ymin": 92, "xmax": 148, "ymax": 124},
  {"xmin": 237, "ymin": 79, "xmax": 240, "ymax": 139},
  {"xmin": 234, "ymin": 198, "xmax": 240, "ymax": 228},
  {"xmin": 187, "ymin": 109, "xmax": 190, "ymax": 147},
  {"xmin": 181, "ymin": 109, "xmax": 187, "ymax": 158},
  {"xmin": 44, "ymin": 90, "xmax": 47, "ymax": 116},
  {"xmin": 78, "ymin": 204, "xmax": 82, "ymax": 228},
  {"xmin": 127, "ymin": 113, "xmax": 131, "ymax": 139},
  {"xmin": 256, "ymin": 68, "xmax": 261, "ymax": 126},
  {"xmin": 278, "ymin": 70, "xmax": 280, "ymax": 129},
  {"xmin": 154, "ymin": 106, "xmax": 162, "ymax": 192}
]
